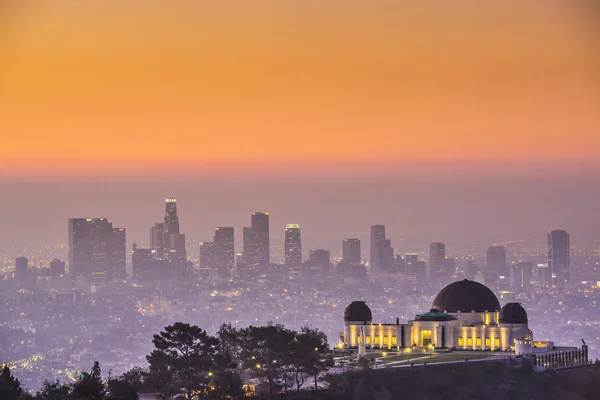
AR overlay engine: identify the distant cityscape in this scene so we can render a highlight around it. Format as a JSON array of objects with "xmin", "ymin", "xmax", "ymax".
[{"xmin": 1, "ymin": 198, "xmax": 599, "ymax": 391}]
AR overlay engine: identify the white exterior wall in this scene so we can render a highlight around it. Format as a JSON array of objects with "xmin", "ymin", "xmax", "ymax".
[{"xmin": 344, "ymin": 322, "xmax": 402, "ymax": 348}]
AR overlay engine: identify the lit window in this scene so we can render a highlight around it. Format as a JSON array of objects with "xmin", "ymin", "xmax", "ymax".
[
  {"xmin": 494, "ymin": 338, "xmax": 500, "ymax": 347},
  {"xmin": 485, "ymin": 337, "xmax": 491, "ymax": 347},
  {"xmin": 383, "ymin": 335, "xmax": 389, "ymax": 345},
  {"xmin": 467, "ymin": 337, "xmax": 473, "ymax": 346},
  {"xmin": 476, "ymin": 337, "xmax": 482, "ymax": 347},
  {"xmin": 365, "ymin": 336, "xmax": 371, "ymax": 344},
  {"xmin": 357, "ymin": 335, "xmax": 361, "ymax": 344},
  {"xmin": 374, "ymin": 336, "xmax": 380, "ymax": 345},
  {"xmin": 458, "ymin": 337, "xmax": 464, "ymax": 346},
  {"xmin": 392, "ymin": 335, "xmax": 397, "ymax": 345}
]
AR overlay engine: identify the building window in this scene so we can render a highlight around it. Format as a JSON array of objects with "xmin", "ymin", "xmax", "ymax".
[
  {"xmin": 357, "ymin": 335, "xmax": 361, "ymax": 344},
  {"xmin": 392, "ymin": 335, "xmax": 397, "ymax": 345},
  {"xmin": 476, "ymin": 337, "xmax": 482, "ymax": 347},
  {"xmin": 383, "ymin": 335, "xmax": 389, "ymax": 345},
  {"xmin": 467, "ymin": 337, "xmax": 473, "ymax": 347},
  {"xmin": 365, "ymin": 336, "xmax": 371, "ymax": 344},
  {"xmin": 494, "ymin": 338, "xmax": 500, "ymax": 348},
  {"xmin": 485, "ymin": 337, "xmax": 491, "ymax": 347},
  {"xmin": 458, "ymin": 337, "xmax": 464, "ymax": 346},
  {"xmin": 374, "ymin": 336, "xmax": 380, "ymax": 345},
  {"xmin": 422, "ymin": 330, "xmax": 432, "ymax": 347}
]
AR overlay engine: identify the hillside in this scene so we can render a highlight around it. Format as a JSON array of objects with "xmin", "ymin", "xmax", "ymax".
[{"xmin": 285, "ymin": 362, "xmax": 600, "ymax": 400}]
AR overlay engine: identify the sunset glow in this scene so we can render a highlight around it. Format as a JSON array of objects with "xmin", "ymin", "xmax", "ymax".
[{"xmin": 1, "ymin": 1, "xmax": 598, "ymax": 180}]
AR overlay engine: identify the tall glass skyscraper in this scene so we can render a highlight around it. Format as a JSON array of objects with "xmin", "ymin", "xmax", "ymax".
[
  {"xmin": 548, "ymin": 229, "xmax": 570, "ymax": 287},
  {"xmin": 284, "ymin": 224, "xmax": 302, "ymax": 268}
]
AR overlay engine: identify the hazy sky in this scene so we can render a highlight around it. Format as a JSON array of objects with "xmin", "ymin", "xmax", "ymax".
[
  {"xmin": 0, "ymin": 2, "xmax": 599, "ymax": 251},
  {"xmin": 1, "ymin": 0, "xmax": 599, "ymax": 180}
]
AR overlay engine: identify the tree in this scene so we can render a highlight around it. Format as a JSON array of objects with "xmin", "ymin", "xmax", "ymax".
[
  {"xmin": 147, "ymin": 322, "xmax": 219, "ymax": 400},
  {"xmin": 34, "ymin": 380, "xmax": 71, "ymax": 400},
  {"xmin": 294, "ymin": 325, "xmax": 335, "ymax": 391},
  {"xmin": 0, "ymin": 365, "xmax": 25, "ymax": 400},
  {"xmin": 236, "ymin": 324, "xmax": 296, "ymax": 399},
  {"xmin": 107, "ymin": 376, "xmax": 138, "ymax": 400},
  {"xmin": 71, "ymin": 361, "xmax": 105, "ymax": 400},
  {"xmin": 119, "ymin": 367, "xmax": 146, "ymax": 394}
]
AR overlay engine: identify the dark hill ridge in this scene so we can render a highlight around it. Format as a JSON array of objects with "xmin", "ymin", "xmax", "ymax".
[{"xmin": 285, "ymin": 362, "xmax": 600, "ymax": 400}]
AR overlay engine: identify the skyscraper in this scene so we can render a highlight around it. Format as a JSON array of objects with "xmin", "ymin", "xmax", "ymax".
[
  {"xmin": 429, "ymin": 242, "xmax": 446, "ymax": 281},
  {"xmin": 548, "ymin": 229, "xmax": 570, "ymax": 287},
  {"xmin": 284, "ymin": 224, "xmax": 302, "ymax": 269},
  {"xmin": 50, "ymin": 259, "xmax": 66, "ymax": 277},
  {"xmin": 199, "ymin": 242, "xmax": 224, "ymax": 280},
  {"xmin": 485, "ymin": 246, "xmax": 507, "ymax": 270},
  {"xmin": 68, "ymin": 218, "xmax": 126, "ymax": 282},
  {"xmin": 342, "ymin": 238, "xmax": 361, "ymax": 265},
  {"xmin": 149, "ymin": 199, "xmax": 189, "ymax": 279},
  {"xmin": 308, "ymin": 249, "xmax": 330, "ymax": 276},
  {"xmin": 163, "ymin": 198, "xmax": 186, "ymax": 262},
  {"xmin": 163, "ymin": 198, "xmax": 180, "ymax": 235},
  {"xmin": 251, "ymin": 212, "xmax": 270, "ymax": 267},
  {"xmin": 214, "ymin": 227, "xmax": 235, "ymax": 273},
  {"xmin": 150, "ymin": 222, "xmax": 165, "ymax": 258},
  {"xmin": 14, "ymin": 257, "xmax": 28, "ymax": 285},
  {"xmin": 370, "ymin": 224, "xmax": 386, "ymax": 269}
]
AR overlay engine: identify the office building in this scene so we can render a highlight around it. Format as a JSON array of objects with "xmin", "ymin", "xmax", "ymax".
[
  {"xmin": 429, "ymin": 242, "xmax": 446, "ymax": 281},
  {"xmin": 284, "ymin": 224, "xmax": 302, "ymax": 269},
  {"xmin": 68, "ymin": 218, "xmax": 126, "ymax": 282},
  {"xmin": 370, "ymin": 225, "xmax": 386, "ymax": 269},
  {"xmin": 50, "ymin": 259, "xmax": 66, "ymax": 277},
  {"xmin": 214, "ymin": 227, "xmax": 235, "ymax": 273},
  {"xmin": 242, "ymin": 212, "xmax": 270, "ymax": 270},
  {"xmin": 548, "ymin": 230, "xmax": 570, "ymax": 287},
  {"xmin": 342, "ymin": 238, "xmax": 361, "ymax": 265},
  {"xmin": 486, "ymin": 246, "xmax": 507, "ymax": 270},
  {"xmin": 199, "ymin": 242, "xmax": 224, "ymax": 280},
  {"xmin": 308, "ymin": 249, "xmax": 331, "ymax": 276},
  {"xmin": 14, "ymin": 257, "xmax": 28, "ymax": 285}
]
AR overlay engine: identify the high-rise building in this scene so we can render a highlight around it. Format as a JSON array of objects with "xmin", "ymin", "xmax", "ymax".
[
  {"xmin": 378, "ymin": 239, "xmax": 394, "ymax": 270},
  {"xmin": 214, "ymin": 227, "xmax": 235, "ymax": 273},
  {"xmin": 370, "ymin": 225, "xmax": 386, "ymax": 269},
  {"xmin": 537, "ymin": 263, "xmax": 550, "ymax": 287},
  {"xmin": 14, "ymin": 257, "xmax": 28, "ymax": 284},
  {"xmin": 342, "ymin": 238, "xmax": 361, "ymax": 265},
  {"xmin": 68, "ymin": 218, "xmax": 126, "ymax": 282},
  {"xmin": 393, "ymin": 254, "xmax": 406, "ymax": 273},
  {"xmin": 243, "ymin": 212, "xmax": 270, "ymax": 270},
  {"xmin": 50, "ymin": 259, "xmax": 66, "ymax": 277},
  {"xmin": 150, "ymin": 222, "xmax": 165, "ymax": 258},
  {"xmin": 251, "ymin": 212, "xmax": 270, "ymax": 267},
  {"xmin": 284, "ymin": 224, "xmax": 302, "ymax": 268},
  {"xmin": 163, "ymin": 198, "xmax": 186, "ymax": 262},
  {"xmin": 429, "ymin": 242, "xmax": 446, "ymax": 281},
  {"xmin": 111, "ymin": 227, "xmax": 126, "ymax": 281},
  {"xmin": 199, "ymin": 242, "xmax": 224, "ymax": 280},
  {"xmin": 485, "ymin": 246, "xmax": 507, "ymax": 270},
  {"xmin": 164, "ymin": 198, "xmax": 180, "ymax": 235},
  {"xmin": 149, "ymin": 199, "xmax": 189, "ymax": 279},
  {"xmin": 308, "ymin": 249, "xmax": 330, "ymax": 276},
  {"xmin": 548, "ymin": 230, "xmax": 570, "ymax": 287}
]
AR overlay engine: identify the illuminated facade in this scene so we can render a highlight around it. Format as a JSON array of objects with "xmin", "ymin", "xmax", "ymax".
[{"xmin": 342, "ymin": 280, "xmax": 530, "ymax": 351}]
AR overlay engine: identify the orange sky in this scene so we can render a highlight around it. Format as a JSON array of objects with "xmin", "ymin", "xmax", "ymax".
[{"xmin": 1, "ymin": 1, "xmax": 599, "ymax": 180}]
